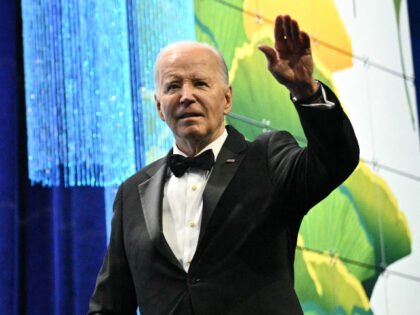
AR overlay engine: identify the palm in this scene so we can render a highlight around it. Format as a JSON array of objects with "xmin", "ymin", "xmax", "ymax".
[{"xmin": 258, "ymin": 15, "xmax": 317, "ymax": 99}]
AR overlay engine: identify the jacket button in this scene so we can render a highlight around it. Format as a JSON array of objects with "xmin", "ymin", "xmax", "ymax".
[{"xmin": 188, "ymin": 277, "xmax": 200, "ymax": 285}]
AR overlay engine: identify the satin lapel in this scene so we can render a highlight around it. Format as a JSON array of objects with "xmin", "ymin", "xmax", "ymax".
[
  {"xmin": 137, "ymin": 161, "xmax": 184, "ymax": 271},
  {"xmin": 197, "ymin": 126, "xmax": 247, "ymax": 247}
]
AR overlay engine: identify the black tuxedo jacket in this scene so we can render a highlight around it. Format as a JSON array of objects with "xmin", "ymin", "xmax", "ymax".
[{"xmin": 88, "ymin": 86, "xmax": 359, "ymax": 315}]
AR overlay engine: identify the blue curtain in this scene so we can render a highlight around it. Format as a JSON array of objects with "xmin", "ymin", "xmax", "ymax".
[
  {"xmin": 19, "ymin": 186, "xmax": 106, "ymax": 314},
  {"xmin": 0, "ymin": 1, "xmax": 20, "ymax": 312},
  {"xmin": 0, "ymin": 2, "xmax": 107, "ymax": 314}
]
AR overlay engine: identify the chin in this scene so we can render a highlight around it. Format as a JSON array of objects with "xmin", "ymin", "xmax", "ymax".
[
  {"xmin": 178, "ymin": 122, "xmax": 200, "ymax": 132},
  {"xmin": 182, "ymin": 130, "xmax": 206, "ymax": 140},
  {"xmin": 178, "ymin": 127, "xmax": 209, "ymax": 140}
]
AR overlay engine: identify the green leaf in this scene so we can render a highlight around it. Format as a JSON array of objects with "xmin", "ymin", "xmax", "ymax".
[
  {"xmin": 194, "ymin": 0, "xmax": 249, "ymax": 68},
  {"xmin": 343, "ymin": 162, "xmax": 411, "ymax": 293},
  {"xmin": 300, "ymin": 188, "xmax": 376, "ymax": 282},
  {"xmin": 295, "ymin": 235, "xmax": 371, "ymax": 314}
]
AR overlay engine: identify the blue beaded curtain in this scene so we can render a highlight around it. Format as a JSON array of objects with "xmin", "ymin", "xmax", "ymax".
[
  {"xmin": 22, "ymin": 0, "xmax": 196, "ymax": 187},
  {"xmin": 21, "ymin": 1, "xmax": 124, "ymax": 187},
  {"xmin": 22, "ymin": 0, "xmax": 135, "ymax": 187}
]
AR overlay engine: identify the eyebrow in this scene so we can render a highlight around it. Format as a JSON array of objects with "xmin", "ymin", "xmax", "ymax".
[{"xmin": 162, "ymin": 74, "xmax": 211, "ymax": 83}]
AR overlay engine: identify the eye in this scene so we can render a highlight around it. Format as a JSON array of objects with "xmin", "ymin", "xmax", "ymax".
[
  {"xmin": 165, "ymin": 83, "xmax": 180, "ymax": 92},
  {"xmin": 195, "ymin": 81, "xmax": 208, "ymax": 87}
]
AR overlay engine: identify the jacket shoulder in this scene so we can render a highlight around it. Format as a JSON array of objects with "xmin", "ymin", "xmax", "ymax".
[
  {"xmin": 252, "ymin": 130, "xmax": 299, "ymax": 148},
  {"xmin": 122, "ymin": 156, "xmax": 167, "ymax": 187}
]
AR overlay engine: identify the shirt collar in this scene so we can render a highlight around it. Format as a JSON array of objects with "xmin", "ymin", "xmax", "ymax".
[{"xmin": 173, "ymin": 128, "xmax": 228, "ymax": 160}]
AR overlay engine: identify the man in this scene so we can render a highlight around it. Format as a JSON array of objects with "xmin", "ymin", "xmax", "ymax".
[{"xmin": 88, "ymin": 15, "xmax": 359, "ymax": 314}]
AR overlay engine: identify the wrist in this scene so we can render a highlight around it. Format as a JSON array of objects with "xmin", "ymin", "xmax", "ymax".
[
  {"xmin": 290, "ymin": 80, "xmax": 324, "ymax": 105},
  {"xmin": 289, "ymin": 78, "xmax": 319, "ymax": 101}
]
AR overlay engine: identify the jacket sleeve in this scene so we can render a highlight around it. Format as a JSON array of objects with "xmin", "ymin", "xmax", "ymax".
[
  {"xmin": 265, "ymin": 82, "xmax": 359, "ymax": 217},
  {"xmin": 88, "ymin": 183, "xmax": 138, "ymax": 315}
]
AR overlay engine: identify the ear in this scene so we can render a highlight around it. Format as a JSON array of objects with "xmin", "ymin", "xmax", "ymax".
[
  {"xmin": 154, "ymin": 93, "xmax": 166, "ymax": 122},
  {"xmin": 223, "ymin": 85, "xmax": 233, "ymax": 115}
]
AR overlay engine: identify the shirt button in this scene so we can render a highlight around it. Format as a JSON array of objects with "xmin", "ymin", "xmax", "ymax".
[
  {"xmin": 192, "ymin": 185, "xmax": 197, "ymax": 191},
  {"xmin": 187, "ymin": 258, "xmax": 192, "ymax": 263},
  {"xmin": 190, "ymin": 222, "xmax": 196, "ymax": 228}
]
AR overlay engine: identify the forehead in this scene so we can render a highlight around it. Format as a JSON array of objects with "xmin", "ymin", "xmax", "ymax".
[{"xmin": 157, "ymin": 46, "xmax": 220, "ymax": 81}]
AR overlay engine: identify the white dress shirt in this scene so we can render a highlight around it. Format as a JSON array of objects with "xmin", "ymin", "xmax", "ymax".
[{"xmin": 162, "ymin": 130, "xmax": 228, "ymax": 272}]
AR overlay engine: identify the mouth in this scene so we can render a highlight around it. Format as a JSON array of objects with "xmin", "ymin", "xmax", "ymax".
[{"xmin": 178, "ymin": 112, "xmax": 203, "ymax": 119}]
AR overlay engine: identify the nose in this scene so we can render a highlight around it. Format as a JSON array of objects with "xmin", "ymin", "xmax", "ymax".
[{"xmin": 180, "ymin": 84, "xmax": 195, "ymax": 106}]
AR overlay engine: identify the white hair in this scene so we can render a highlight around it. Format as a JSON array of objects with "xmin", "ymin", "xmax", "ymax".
[{"xmin": 154, "ymin": 41, "xmax": 229, "ymax": 91}]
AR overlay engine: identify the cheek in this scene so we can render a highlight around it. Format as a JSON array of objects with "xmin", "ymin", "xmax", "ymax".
[
  {"xmin": 209, "ymin": 110, "xmax": 225, "ymax": 128},
  {"xmin": 158, "ymin": 100, "xmax": 175, "ymax": 122}
]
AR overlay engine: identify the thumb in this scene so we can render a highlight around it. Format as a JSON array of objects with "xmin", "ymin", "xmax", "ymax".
[{"xmin": 258, "ymin": 44, "xmax": 277, "ymax": 67}]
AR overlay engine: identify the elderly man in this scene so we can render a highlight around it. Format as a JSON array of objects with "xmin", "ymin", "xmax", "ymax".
[{"xmin": 88, "ymin": 15, "xmax": 359, "ymax": 315}]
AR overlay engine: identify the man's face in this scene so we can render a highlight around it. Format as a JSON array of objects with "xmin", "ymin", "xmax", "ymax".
[{"xmin": 154, "ymin": 45, "xmax": 232, "ymax": 149}]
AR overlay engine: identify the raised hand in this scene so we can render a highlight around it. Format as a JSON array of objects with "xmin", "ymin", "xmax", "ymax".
[{"xmin": 258, "ymin": 15, "xmax": 318, "ymax": 100}]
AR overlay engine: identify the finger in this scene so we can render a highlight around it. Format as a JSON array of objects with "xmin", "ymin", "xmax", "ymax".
[
  {"xmin": 300, "ymin": 31, "xmax": 311, "ymax": 49},
  {"xmin": 290, "ymin": 19, "xmax": 300, "ymax": 46},
  {"xmin": 258, "ymin": 44, "xmax": 277, "ymax": 67},
  {"xmin": 283, "ymin": 15, "xmax": 293, "ymax": 51},
  {"xmin": 274, "ymin": 15, "xmax": 287, "ymax": 52}
]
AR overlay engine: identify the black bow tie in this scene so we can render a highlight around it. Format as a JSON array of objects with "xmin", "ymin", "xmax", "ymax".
[{"xmin": 169, "ymin": 149, "xmax": 215, "ymax": 177}]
